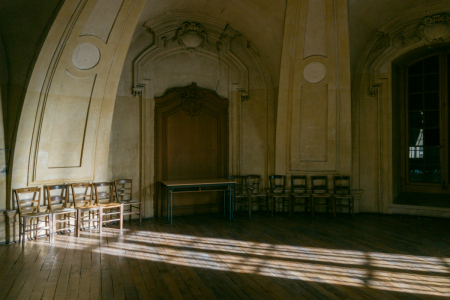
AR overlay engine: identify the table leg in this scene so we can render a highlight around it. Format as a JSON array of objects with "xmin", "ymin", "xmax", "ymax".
[
  {"xmin": 160, "ymin": 184, "xmax": 164, "ymax": 220},
  {"xmin": 166, "ymin": 185, "xmax": 170, "ymax": 224},
  {"xmin": 170, "ymin": 189, "xmax": 173, "ymax": 224},
  {"xmin": 223, "ymin": 190, "xmax": 226, "ymax": 216},
  {"xmin": 231, "ymin": 183, "xmax": 235, "ymax": 220},
  {"xmin": 229, "ymin": 186, "xmax": 231, "ymax": 220}
]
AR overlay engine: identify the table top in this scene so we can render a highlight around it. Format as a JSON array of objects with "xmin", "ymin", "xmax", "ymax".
[{"xmin": 161, "ymin": 178, "xmax": 237, "ymax": 187}]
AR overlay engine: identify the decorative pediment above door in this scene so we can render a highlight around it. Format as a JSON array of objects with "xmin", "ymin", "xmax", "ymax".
[{"xmin": 159, "ymin": 82, "xmax": 227, "ymax": 117}]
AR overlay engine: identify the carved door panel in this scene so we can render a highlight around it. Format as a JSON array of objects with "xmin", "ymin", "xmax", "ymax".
[{"xmin": 155, "ymin": 83, "xmax": 228, "ymax": 217}]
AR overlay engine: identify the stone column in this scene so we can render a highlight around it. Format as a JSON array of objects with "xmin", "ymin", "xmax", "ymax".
[{"xmin": 276, "ymin": 0, "xmax": 352, "ymax": 177}]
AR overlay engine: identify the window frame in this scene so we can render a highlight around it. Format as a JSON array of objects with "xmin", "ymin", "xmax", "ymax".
[{"xmin": 400, "ymin": 51, "xmax": 450, "ymax": 193}]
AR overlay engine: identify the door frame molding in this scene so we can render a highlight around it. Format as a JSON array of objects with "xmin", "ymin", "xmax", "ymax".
[{"xmin": 133, "ymin": 31, "xmax": 249, "ymax": 218}]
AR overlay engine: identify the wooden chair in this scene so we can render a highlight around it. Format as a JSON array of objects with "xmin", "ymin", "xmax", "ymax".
[
  {"xmin": 70, "ymin": 183, "xmax": 102, "ymax": 237},
  {"xmin": 333, "ymin": 176, "xmax": 354, "ymax": 217},
  {"xmin": 114, "ymin": 179, "xmax": 142, "ymax": 225},
  {"xmin": 244, "ymin": 175, "xmax": 268, "ymax": 217},
  {"xmin": 227, "ymin": 175, "xmax": 249, "ymax": 216},
  {"xmin": 45, "ymin": 184, "xmax": 78, "ymax": 239},
  {"xmin": 290, "ymin": 175, "xmax": 311, "ymax": 216},
  {"xmin": 14, "ymin": 187, "xmax": 52, "ymax": 249},
  {"xmin": 311, "ymin": 176, "xmax": 333, "ymax": 217},
  {"xmin": 268, "ymin": 175, "xmax": 291, "ymax": 217},
  {"xmin": 94, "ymin": 182, "xmax": 123, "ymax": 233}
]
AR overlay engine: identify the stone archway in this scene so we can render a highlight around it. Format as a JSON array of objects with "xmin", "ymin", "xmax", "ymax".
[{"xmin": 353, "ymin": 5, "xmax": 450, "ymax": 216}]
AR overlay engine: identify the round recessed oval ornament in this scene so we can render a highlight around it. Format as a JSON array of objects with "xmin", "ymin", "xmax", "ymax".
[
  {"xmin": 72, "ymin": 43, "xmax": 100, "ymax": 70},
  {"xmin": 303, "ymin": 62, "xmax": 327, "ymax": 84}
]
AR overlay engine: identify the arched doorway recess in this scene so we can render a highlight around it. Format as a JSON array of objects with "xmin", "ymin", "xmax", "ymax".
[
  {"xmin": 353, "ymin": 5, "xmax": 450, "ymax": 217},
  {"xmin": 112, "ymin": 12, "xmax": 275, "ymax": 217},
  {"xmin": 155, "ymin": 83, "xmax": 228, "ymax": 216}
]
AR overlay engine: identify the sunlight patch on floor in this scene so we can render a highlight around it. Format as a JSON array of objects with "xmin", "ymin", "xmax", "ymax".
[{"xmin": 54, "ymin": 230, "xmax": 449, "ymax": 297}]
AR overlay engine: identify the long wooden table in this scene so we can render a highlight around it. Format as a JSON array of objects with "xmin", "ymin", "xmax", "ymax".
[{"xmin": 160, "ymin": 178, "xmax": 236, "ymax": 224}]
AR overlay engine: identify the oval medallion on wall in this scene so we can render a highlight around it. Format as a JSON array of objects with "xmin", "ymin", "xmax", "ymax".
[
  {"xmin": 303, "ymin": 62, "xmax": 327, "ymax": 84},
  {"xmin": 72, "ymin": 43, "xmax": 100, "ymax": 70}
]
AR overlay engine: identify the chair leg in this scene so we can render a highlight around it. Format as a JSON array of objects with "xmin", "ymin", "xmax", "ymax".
[
  {"xmin": 333, "ymin": 197, "xmax": 336, "ymax": 217},
  {"xmin": 22, "ymin": 217, "xmax": 27, "ymax": 249},
  {"xmin": 311, "ymin": 197, "xmax": 315, "ymax": 217},
  {"xmin": 119, "ymin": 204, "xmax": 123, "ymax": 234},
  {"xmin": 36, "ymin": 217, "xmax": 39, "ymax": 241},
  {"xmin": 99, "ymin": 208, "xmax": 103, "ymax": 235},
  {"xmin": 139, "ymin": 202, "xmax": 143, "ymax": 226},
  {"xmin": 52, "ymin": 214, "xmax": 56, "ymax": 242},
  {"xmin": 18, "ymin": 218, "xmax": 22, "ymax": 245},
  {"xmin": 351, "ymin": 198, "xmax": 355, "ymax": 216},
  {"xmin": 77, "ymin": 210, "xmax": 81, "ymax": 237}
]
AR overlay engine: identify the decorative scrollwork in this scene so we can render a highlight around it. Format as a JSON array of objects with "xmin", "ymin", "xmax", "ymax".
[
  {"xmin": 418, "ymin": 14, "xmax": 450, "ymax": 43},
  {"xmin": 178, "ymin": 84, "xmax": 205, "ymax": 116},
  {"xmin": 162, "ymin": 22, "xmax": 212, "ymax": 50}
]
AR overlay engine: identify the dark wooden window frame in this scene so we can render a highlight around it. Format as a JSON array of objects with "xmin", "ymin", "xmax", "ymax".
[{"xmin": 400, "ymin": 51, "xmax": 450, "ymax": 194}]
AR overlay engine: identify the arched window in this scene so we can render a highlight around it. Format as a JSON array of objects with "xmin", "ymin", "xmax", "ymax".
[{"xmin": 402, "ymin": 52, "xmax": 450, "ymax": 191}]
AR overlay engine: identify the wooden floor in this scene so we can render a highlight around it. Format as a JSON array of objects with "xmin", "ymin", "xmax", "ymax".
[{"xmin": 0, "ymin": 212, "xmax": 449, "ymax": 300}]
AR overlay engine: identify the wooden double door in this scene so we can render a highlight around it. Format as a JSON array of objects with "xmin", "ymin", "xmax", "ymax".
[{"xmin": 155, "ymin": 83, "xmax": 228, "ymax": 217}]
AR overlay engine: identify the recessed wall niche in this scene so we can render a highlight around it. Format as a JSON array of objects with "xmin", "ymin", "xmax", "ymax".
[{"xmin": 108, "ymin": 12, "xmax": 276, "ymax": 218}]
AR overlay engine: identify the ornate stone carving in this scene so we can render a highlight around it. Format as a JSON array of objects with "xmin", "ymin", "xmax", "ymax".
[
  {"xmin": 368, "ymin": 87, "xmax": 378, "ymax": 97},
  {"xmin": 178, "ymin": 83, "xmax": 205, "ymax": 116},
  {"xmin": 368, "ymin": 33, "xmax": 391, "ymax": 63},
  {"xmin": 162, "ymin": 22, "xmax": 212, "ymax": 50},
  {"xmin": 132, "ymin": 84, "xmax": 145, "ymax": 97},
  {"xmin": 418, "ymin": 14, "xmax": 450, "ymax": 43}
]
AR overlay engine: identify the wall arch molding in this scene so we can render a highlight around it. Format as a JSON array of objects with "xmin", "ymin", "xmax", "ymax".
[
  {"xmin": 353, "ymin": 3, "xmax": 450, "ymax": 214},
  {"xmin": 131, "ymin": 13, "xmax": 259, "ymax": 217},
  {"xmin": 124, "ymin": 12, "xmax": 275, "ymax": 216},
  {"xmin": 9, "ymin": 0, "xmax": 147, "ymax": 211}
]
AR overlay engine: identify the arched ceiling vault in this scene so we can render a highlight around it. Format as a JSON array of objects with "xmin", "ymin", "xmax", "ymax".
[
  {"xmin": 135, "ymin": 0, "xmax": 287, "ymax": 85},
  {"xmin": 348, "ymin": 0, "xmax": 446, "ymax": 77}
]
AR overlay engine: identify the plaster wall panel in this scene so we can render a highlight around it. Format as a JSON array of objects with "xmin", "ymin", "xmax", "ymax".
[
  {"xmin": 359, "ymin": 93, "xmax": 379, "ymax": 212},
  {"xmin": 299, "ymin": 86, "xmax": 328, "ymax": 163},
  {"xmin": 108, "ymin": 95, "xmax": 140, "ymax": 202},
  {"xmin": 151, "ymin": 52, "xmax": 228, "ymax": 98},
  {"xmin": 11, "ymin": 0, "xmax": 147, "ymax": 194},
  {"xmin": 304, "ymin": 0, "xmax": 327, "ymax": 58},
  {"xmin": 276, "ymin": 0, "xmax": 351, "ymax": 175},
  {"xmin": 81, "ymin": 0, "xmax": 124, "ymax": 43},
  {"xmin": 241, "ymin": 88, "xmax": 268, "ymax": 179},
  {"xmin": 47, "ymin": 71, "xmax": 96, "ymax": 168}
]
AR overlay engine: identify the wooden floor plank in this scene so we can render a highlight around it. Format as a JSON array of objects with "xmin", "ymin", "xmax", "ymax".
[
  {"xmin": 3, "ymin": 243, "xmax": 43, "ymax": 300},
  {"xmin": 0, "ymin": 213, "xmax": 449, "ymax": 299},
  {"xmin": 41, "ymin": 235, "xmax": 70, "ymax": 300}
]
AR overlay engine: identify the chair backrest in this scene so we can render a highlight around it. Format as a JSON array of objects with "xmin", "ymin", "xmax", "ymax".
[
  {"xmin": 334, "ymin": 176, "xmax": 351, "ymax": 194},
  {"xmin": 269, "ymin": 175, "xmax": 286, "ymax": 194},
  {"xmin": 93, "ymin": 182, "xmax": 114, "ymax": 204},
  {"xmin": 45, "ymin": 184, "xmax": 69, "ymax": 210},
  {"xmin": 311, "ymin": 176, "xmax": 328, "ymax": 194},
  {"xmin": 291, "ymin": 175, "xmax": 308, "ymax": 194},
  {"xmin": 14, "ymin": 187, "xmax": 41, "ymax": 215},
  {"xmin": 114, "ymin": 179, "xmax": 133, "ymax": 201},
  {"xmin": 227, "ymin": 175, "xmax": 244, "ymax": 194},
  {"xmin": 70, "ymin": 182, "xmax": 94, "ymax": 208},
  {"xmin": 245, "ymin": 175, "xmax": 262, "ymax": 195}
]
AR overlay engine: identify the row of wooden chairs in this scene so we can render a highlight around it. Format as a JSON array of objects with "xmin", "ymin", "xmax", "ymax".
[
  {"xmin": 14, "ymin": 179, "xmax": 142, "ymax": 248},
  {"xmin": 228, "ymin": 175, "xmax": 354, "ymax": 218}
]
